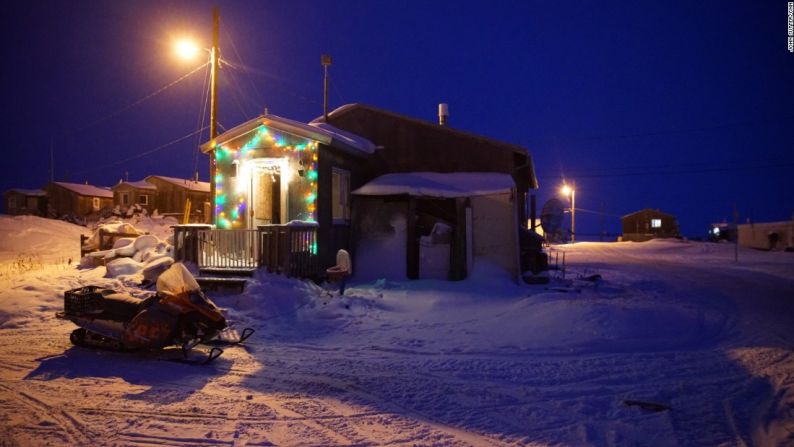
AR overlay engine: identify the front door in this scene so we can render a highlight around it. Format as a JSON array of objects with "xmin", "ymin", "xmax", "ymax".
[{"xmin": 252, "ymin": 169, "xmax": 281, "ymax": 227}]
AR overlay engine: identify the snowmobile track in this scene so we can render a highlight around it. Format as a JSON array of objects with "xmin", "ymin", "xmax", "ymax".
[{"xmin": 0, "ymin": 382, "xmax": 97, "ymax": 445}]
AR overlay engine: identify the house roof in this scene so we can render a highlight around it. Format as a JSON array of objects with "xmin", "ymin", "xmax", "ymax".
[
  {"xmin": 313, "ymin": 103, "xmax": 539, "ymax": 189},
  {"xmin": 315, "ymin": 104, "xmax": 529, "ymax": 154},
  {"xmin": 622, "ymin": 208, "xmax": 676, "ymax": 219},
  {"xmin": 352, "ymin": 172, "xmax": 515, "ymax": 199},
  {"xmin": 145, "ymin": 176, "xmax": 210, "ymax": 193},
  {"xmin": 52, "ymin": 182, "xmax": 113, "ymax": 198},
  {"xmin": 112, "ymin": 180, "xmax": 156, "ymax": 190},
  {"xmin": 6, "ymin": 188, "xmax": 46, "ymax": 197},
  {"xmin": 200, "ymin": 114, "xmax": 376, "ymax": 157}
]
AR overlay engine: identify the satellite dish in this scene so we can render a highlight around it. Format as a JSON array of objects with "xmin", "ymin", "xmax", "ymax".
[{"xmin": 541, "ymin": 198, "xmax": 565, "ymax": 234}]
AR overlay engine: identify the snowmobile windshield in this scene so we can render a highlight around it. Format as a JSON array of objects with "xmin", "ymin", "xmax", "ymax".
[{"xmin": 156, "ymin": 262, "xmax": 201, "ymax": 296}]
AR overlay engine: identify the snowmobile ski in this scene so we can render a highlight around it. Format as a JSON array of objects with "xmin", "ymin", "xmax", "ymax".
[
  {"xmin": 166, "ymin": 347, "xmax": 224, "ymax": 365},
  {"xmin": 206, "ymin": 327, "xmax": 255, "ymax": 346}
]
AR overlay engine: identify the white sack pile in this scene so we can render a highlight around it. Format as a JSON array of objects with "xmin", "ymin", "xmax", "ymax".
[{"xmin": 81, "ymin": 224, "xmax": 175, "ymax": 282}]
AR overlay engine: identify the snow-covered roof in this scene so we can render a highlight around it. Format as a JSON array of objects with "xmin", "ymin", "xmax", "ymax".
[
  {"xmin": 112, "ymin": 180, "xmax": 156, "ymax": 190},
  {"xmin": 52, "ymin": 182, "xmax": 113, "ymax": 198},
  {"xmin": 353, "ymin": 172, "xmax": 515, "ymax": 198},
  {"xmin": 146, "ymin": 176, "xmax": 210, "ymax": 193},
  {"xmin": 201, "ymin": 114, "xmax": 375, "ymax": 157},
  {"xmin": 6, "ymin": 188, "xmax": 46, "ymax": 197},
  {"xmin": 308, "ymin": 122, "xmax": 376, "ymax": 154}
]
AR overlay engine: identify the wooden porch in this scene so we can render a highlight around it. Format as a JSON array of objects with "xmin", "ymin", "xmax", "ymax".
[{"xmin": 173, "ymin": 223, "xmax": 321, "ymax": 279}]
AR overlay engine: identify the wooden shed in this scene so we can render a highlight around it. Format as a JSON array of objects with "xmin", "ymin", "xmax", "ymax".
[
  {"xmin": 143, "ymin": 176, "xmax": 211, "ymax": 222},
  {"xmin": 112, "ymin": 180, "xmax": 157, "ymax": 214},
  {"xmin": 622, "ymin": 208, "xmax": 679, "ymax": 242},
  {"xmin": 3, "ymin": 188, "xmax": 47, "ymax": 216},
  {"xmin": 45, "ymin": 182, "xmax": 113, "ymax": 218}
]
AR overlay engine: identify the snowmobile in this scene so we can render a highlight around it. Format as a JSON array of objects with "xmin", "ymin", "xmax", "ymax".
[{"xmin": 56, "ymin": 262, "xmax": 253, "ymax": 364}]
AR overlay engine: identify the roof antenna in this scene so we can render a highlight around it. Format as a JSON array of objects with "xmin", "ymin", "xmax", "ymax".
[{"xmin": 321, "ymin": 54, "xmax": 332, "ymax": 121}]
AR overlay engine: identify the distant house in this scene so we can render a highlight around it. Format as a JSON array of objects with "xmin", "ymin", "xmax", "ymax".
[
  {"xmin": 738, "ymin": 219, "xmax": 794, "ymax": 251},
  {"xmin": 143, "ymin": 175, "xmax": 211, "ymax": 222},
  {"xmin": 3, "ymin": 188, "xmax": 47, "ymax": 216},
  {"xmin": 46, "ymin": 182, "xmax": 113, "ymax": 219},
  {"xmin": 621, "ymin": 208, "xmax": 679, "ymax": 242},
  {"xmin": 112, "ymin": 180, "xmax": 157, "ymax": 214}
]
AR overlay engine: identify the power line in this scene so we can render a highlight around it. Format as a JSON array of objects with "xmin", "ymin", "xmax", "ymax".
[
  {"xmin": 527, "ymin": 115, "xmax": 794, "ymax": 146},
  {"xmin": 68, "ymin": 62, "xmax": 209, "ymax": 136},
  {"xmin": 68, "ymin": 127, "xmax": 208, "ymax": 177},
  {"xmin": 539, "ymin": 160, "xmax": 794, "ymax": 180},
  {"xmin": 221, "ymin": 19, "xmax": 265, "ymax": 110}
]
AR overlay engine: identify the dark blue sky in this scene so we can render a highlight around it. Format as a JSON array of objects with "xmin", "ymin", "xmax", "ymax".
[{"xmin": 2, "ymin": 1, "xmax": 792, "ymax": 237}]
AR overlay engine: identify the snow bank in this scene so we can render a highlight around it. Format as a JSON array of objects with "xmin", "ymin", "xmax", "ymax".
[{"xmin": 0, "ymin": 215, "xmax": 86, "ymax": 263}]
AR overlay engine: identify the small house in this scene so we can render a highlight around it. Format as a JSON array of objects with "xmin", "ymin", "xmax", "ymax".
[
  {"xmin": 144, "ymin": 176, "xmax": 211, "ymax": 222},
  {"xmin": 3, "ymin": 188, "xmax": 47, "ymax": 216},
  {"xmin": 622, "ymin": 208, "xmax": 679, "ymax": 242},
  {"xmin": 45, "ymin": 182, "xmax": 114, "ymax": 219},
  {"xmin": 180, "ymin": 104, "xmax": 538, "ymax": 282},
  {"xmin": 112, "ymin": 180, "xmax": 157, "ymax": 214},
  {"xmin": 195, "ymin": 113, "xmax": 375, "ymax": 271}
]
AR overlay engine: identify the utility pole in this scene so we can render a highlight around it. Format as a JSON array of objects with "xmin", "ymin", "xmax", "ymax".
[
  {"xmin": 321, "ymin": 54, "xmax": 332, "ymax": 121},
  {"xmin": 209, "ymin": 7, "xmax": 220, "ymax": 225},
  {"xmin": 733, "ymin": 204, "xmax": 739, "ymax": 263},
  {"xmin": 49, "ymin": 137, "xmax": 54, "ymax": 183},
  {"xmin": 571, "ymin": 181, "xmax": 576, "ymax": 243}
]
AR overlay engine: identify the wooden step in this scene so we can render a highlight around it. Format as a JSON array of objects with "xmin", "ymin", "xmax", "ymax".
[
  {"xmin": 199, "ymin": 267, "xmax": 257, "ymax": 277},
  {"xmin": 196, "ymin": 276, "xmax": 248, "ymax": 294}
]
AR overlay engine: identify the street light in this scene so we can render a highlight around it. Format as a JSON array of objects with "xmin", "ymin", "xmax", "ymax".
[
  {"xmin": 172, "ymin": 8, "xmax": 220, "ymax": 225},
  {"xmin": 561, "ymin": 183, "xmax": 576, "ymax": 243}
]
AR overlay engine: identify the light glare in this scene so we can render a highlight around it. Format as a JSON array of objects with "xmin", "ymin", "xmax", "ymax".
[{"xmin": 175, "ymin": 39, "xmax": 200, "ymax": 60}]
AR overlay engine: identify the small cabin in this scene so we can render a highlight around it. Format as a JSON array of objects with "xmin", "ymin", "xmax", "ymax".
[
  {"xmin": 144, "ymin": 176, "xmax": 211, "ymax": 222},
  {"xmin": 112, "ymin": 180, "xmax": 157, "ymax": 214},
  {"xmin": 46, "ymin": 182, "xmax": 113, "ymax": 219},
  {"xmin": 622, "ymin": 208, "xmax": 679, "ymax": 242},
  {"xmin": 3, "ymin": 188, "xmax": 47, "ymax": 216}
]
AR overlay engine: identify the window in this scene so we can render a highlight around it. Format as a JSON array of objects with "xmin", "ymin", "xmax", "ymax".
[
  {"xmin": 651, "ymin": 218, "xmax": 662, "ymax": 228},
  {"xmin": 331, "ymin": 168, "xmax": 350, "ymax": 222},
  {"xmin": 92, "ymin": 197, "xmax": 101, "ymax": 210},
  {"xmin": 138, "ymin": 194, "xmax": 149, "ymax": 205},
  {"xmin": 8, "ymin": 197, "xmax": 17, "ymax": 210},
  {"xmin": 120, "ymin": 192, "xmax": 130, "ymax": 205}
]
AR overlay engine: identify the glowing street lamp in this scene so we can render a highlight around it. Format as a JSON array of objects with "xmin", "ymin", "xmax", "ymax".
[
  {"xmin": 174, "ymin": 38, "xmax": 200, "ymax": 60},
  {"xmin": 561, "ymin": 182, "xmax": 576, "ymax": 243},
  {"xmin": 173, "ymin": 8, "xmax": 220, "ymax": 225}
]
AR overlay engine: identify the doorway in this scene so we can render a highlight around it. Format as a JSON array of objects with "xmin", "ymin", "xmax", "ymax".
[{"xmin": 249, "ymin": 158, "xmax": 288, "ymax": 228}]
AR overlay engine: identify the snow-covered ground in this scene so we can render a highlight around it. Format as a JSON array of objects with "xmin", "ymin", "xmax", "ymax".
[{"xmin": 0, "ymin": 215, "xmax": 793, "ymax": 446}]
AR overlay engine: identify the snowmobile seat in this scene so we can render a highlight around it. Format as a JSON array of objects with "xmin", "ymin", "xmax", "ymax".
[{"xmin": 100, "ymin": 292, "xmax": 143, "ymax": 322}]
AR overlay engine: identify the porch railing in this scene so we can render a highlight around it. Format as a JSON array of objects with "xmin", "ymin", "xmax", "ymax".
[
  {"xmin": 197, "ymin": 229, "xmax": 260, "ymax": 270},
  {"xmin": 258, "ymin": 224, "xmax": 319, "ymax": 278},
  {"xmin": 173, "ymin": 224, "xmax": 320, "ymax": 278}
]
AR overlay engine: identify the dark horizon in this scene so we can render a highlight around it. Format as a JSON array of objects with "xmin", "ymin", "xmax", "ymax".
[{"xmin": 2, "ymin": 1, "xmax": 792, "ymax": 238}]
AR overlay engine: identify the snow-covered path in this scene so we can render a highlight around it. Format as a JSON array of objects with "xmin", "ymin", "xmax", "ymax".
[{"xmin": 1, "ymin": 217, "xmax": 793, "ymax": 446}]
